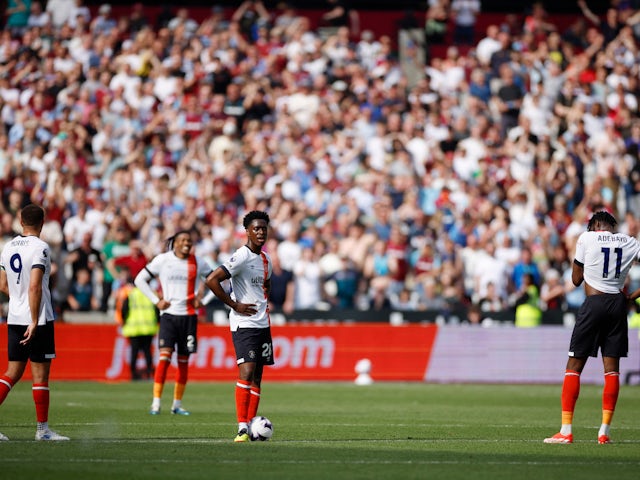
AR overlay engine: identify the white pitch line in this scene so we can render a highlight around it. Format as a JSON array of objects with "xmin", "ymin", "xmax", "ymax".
[{"xmin": 2, "ymin": 457, "xmax": 640, "ymax": 466}]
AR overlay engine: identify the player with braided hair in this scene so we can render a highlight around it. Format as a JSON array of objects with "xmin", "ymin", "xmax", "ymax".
[
  {"xmin": 587, "ymin": 210, "xmax": 617, "ymax": 232},
  {"xmin": 135, "ymin": 230, "xmax": 213, "ymax": 415},
  {"xmin": 545, "ymin": 211, "xmax": 640, "ymax": 444}
]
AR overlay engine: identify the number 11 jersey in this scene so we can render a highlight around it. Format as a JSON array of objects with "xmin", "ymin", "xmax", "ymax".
[{"xmin": 574, "ymin": 230, "xmax": 640, "ymax": 294}]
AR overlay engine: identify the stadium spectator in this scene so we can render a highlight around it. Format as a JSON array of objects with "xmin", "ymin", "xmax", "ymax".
[
  {"xmin": 90, "ymin": 4, "xmax": 116, "ymax": 36},
  {"xmin": 113, "ymin": 239, "xmax": 148, "ymax": 279},
  {"xmin": 27, "ymin": 1, "xmax": 49, "ymax": 29},
  {"xmin": 292, "ymin": 246, "xmax": 323, "ymax": 310},
  {"xmin": 232, "ymin": 0, "xmax": 270, "ymax": 42},
  {"xmin": 1, "ymin": 1, "xmax": 640, "ymax": 328},
  {"xmin": 424, "ymin": 0, "xmax": 450, "ymax": 46},
  {"xmin": 475, "ymin": 24, "xmax": 501, "ymax": 66},
  {"xmin": 322, "ymin": 0, "xmax": 358, "ymax": 35},
  {"xmin": 539, "ymin": 268, "xmax": 565, "ymax": 313},
  {"xmin": 450, "ymin": 0, "xmax": 481, "ymax": 45},
  {"xmin": 266, "ymin": 238, "xmax": 295, "ymax": 314},
  {"xmin": 65, "ymin": 266, "xmax": 99, "ymax": 312},
  {"xmin": 578, "ymin": 0, "xmax": 623, "ymax": 44},
  {"xmin": 63, "ymin": 230, "xmax": 103, "ymax": 281},
  {"xmin": 101, "ymin": 225, "xmax": 130, "ymax": 312},
  {"xmin": 4, "ymin": 0, "xmax": 31, "ymax": 36}
]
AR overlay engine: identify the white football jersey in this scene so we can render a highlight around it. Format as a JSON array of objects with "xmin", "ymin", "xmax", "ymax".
[
  {"xmin": 222, "ymin": 246, "xmax": 272, "ymax": 331},
  {"xmin": 0, "ymin": 235, "xmax": 54, "ymax": 325},
  {"xmin": 136, "ymin": 252, "xmax": 212, "ymax": 316},
  {"xmin": 574, "ymin": 230, "xmax": 640, "ymax": 294}
]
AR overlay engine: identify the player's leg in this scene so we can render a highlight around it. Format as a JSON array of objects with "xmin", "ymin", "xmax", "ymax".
[
  {"xmin": 247, "ymin": 362, "xmax": 264, "ymax": 420},
  {"xmin": 1, "ymin": 325, "xmax": 31, "ymax": 404},
  {"xmin": 171, "ymin": 354, "xmax": 190, "ymax": 415},
  {"xmin": 0, "ymin": 325, "xmax": 31, "ymax": 440},
  {"xmin": 0, "ymin": 361, "xmax": 27, "ymax": 405},
  {"xmin": 150, "ymin": 314, "xmax": 175, "ymax": 414},
  {"xmin": 598, "ymin": 357, "xmax": 620, "ymax": 444},
  {"xmin": 544, "ymin": 356, "xmax": 587, "ymax": 444},
  {"xmin": 141, "ymin": 335, "xmax": 154, "ymax": 379},
  {"xmin": 598, "ymin": 294, "xmax": 628, "ymax": 444},
  {"xmin": 0, "ymin": 360, "xmax": 27, "ymax": 441},
  {"xmin": 151, "ymin": 347, "xmax": 173, "ymax": 414},
  {"xmin": 247, "ymin": 327, "xmax": 274, "ymax": 421},
  {"xmin": 30, "ymin": 323, "xmax": 68, "ymax": 441},
  {"xmin": 129, "ymin": 336, "xmax": 141, "ymax": 380},
  {"xmin": 234, "ymin": 361, "xmax": 256, "ymax": 442},
  {"xmin": 171, "ymin": 316, "xmax": 197, "ymax": 415}
]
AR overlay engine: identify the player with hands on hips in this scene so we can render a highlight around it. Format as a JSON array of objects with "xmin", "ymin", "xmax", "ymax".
[
  {"xmin": 135, "ymin": 230, "xmax": 213, "ymax": 416},
  {"xmin": 204, "ymin": 211, "xmax": 275, "ymax": 442},
  {"xmin": 544, "ymin": 211, "xmax": 640, "ymax": 445}
]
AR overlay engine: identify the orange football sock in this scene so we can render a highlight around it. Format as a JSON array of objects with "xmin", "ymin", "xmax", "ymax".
[
  {"xmin": 248, "ymin": 387, "xmax": 261, "ymax": 420},
  {"xmin": 32, "ymin": 383, "xmax": 50, "ymax": 423},
  {"xmin": 561, "ymin": 370, "xmax": 580, "ymax": 427},
  {"xmin": 153, "ymin": 353, "xmax": 172, "ymax": 399},
  {"xmin": 235, "ymin": 380, "xmax": 251, "ymax": 424},
  {"xmin": 174, "ymin": 355, "xmax": 189, "ymax": 401},
  {"xmin": 602, "ymin": 371, "xmax": 619, "ymax": 425}
]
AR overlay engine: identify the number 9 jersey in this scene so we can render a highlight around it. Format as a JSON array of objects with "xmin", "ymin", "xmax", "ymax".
[
  {"xmin": 574, "ymin": 230, "xmax": 640, "ymax": 293},
  {"xmin": 0, "ymin": 235, "xmax": 54, "ymax": 325}
]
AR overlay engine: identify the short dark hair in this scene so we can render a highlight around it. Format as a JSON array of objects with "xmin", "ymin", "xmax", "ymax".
[
  {"xmin": 20, "ymin": 204, "xmax": 45, "ymax": 227},
  {"xmin": 243, "ymin": 210, "xmax": 270, "ymax": 229},
  {"xmin": 587, "ymin": 210, "xmax": 617, "ymax": 231}
]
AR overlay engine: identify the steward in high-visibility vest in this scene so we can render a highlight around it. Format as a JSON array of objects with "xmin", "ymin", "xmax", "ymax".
[
  {"xmin": 120, "ymin": 286, "xmax": 159, "ymax": 337},
  {"xmin": 115, "ymin": 282, "xmax": 159, "ymax": 380},
  {"xmin": 515, "ymin": 274, "xmax": 542, "ymax": 328}
]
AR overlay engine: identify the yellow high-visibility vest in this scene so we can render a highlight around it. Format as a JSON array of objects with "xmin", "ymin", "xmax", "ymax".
[{"xmin": 122, "ymin": 287, "xmax": 158, "ymax": 337}]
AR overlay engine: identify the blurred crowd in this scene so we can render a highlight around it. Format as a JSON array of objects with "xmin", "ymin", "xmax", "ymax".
[{"xmin": 1, "ymin": 0, "xmax": 640, "ymax": 325}]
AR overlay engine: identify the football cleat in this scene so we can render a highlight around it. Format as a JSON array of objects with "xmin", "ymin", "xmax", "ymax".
[
  {"xmin": 149, "ymin": 405, "xmax": 161, "ymax": 415},
  {"xmin": 0, "ymin": 432, "xmax": 8, "ymax": 441},
  {"xmin": 234, "ymin": 428, "xmax": 249, "ymax": 443},
  {"xmin": 598, "ymin": 435, "xmax": 611, "ymax": 444},
  {"xmin": 35, "ymin": 429, "xmax": 69, "ymax": 441},
  {"xmin": 171, "ymin": 407, "xmax": 190, "ymax": 416},
  {"xmin": 543, "ymin": 432, "xmax": 573, "ymax": 444}
]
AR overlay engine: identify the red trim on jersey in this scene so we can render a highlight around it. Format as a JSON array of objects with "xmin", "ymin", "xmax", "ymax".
[
  {"xmin": 186, "ymin": 254, "xmax": 197, "ymax": 315},
  {"xmin": 260, "ymin": 252, "xmax": 271, "ymax": 325}
]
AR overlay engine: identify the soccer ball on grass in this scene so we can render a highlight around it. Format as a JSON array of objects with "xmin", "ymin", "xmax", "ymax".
[{"xmin": 248, "ymin": 416, "xmax": 273, "ymax": 441}]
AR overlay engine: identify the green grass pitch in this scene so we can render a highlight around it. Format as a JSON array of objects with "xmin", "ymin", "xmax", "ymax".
[{"xmin": 0, "ymin": 381, "xmax": 639, "ymax": 479}]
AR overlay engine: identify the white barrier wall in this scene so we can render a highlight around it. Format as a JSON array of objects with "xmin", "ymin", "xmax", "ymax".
[{"xmin": 425, "ymin": 326, "xmax": 640, "ymax": 385}]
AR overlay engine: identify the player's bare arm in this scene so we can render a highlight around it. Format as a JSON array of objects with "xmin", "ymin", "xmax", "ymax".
[
  {"xmin": 0, "ymin": 269, "xmax": 8, "ymax": 296},
  {"xmin": 571, "ymin": 260, "xmax": 584, "ymax": 287},
  {"xmin": 627, "ymin": 285, "xmax": 640, "ymax": 302},
  {"xmin": 24, "ymin": 266, "xmax": 44, "ymax": 345},
  {"xmin": 134, "ymin": 268, "xmax": 170, "ymax": 309},
  {"xmin": 205, "ymin": 267, "xmax": 257, "ymax": 316}
]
